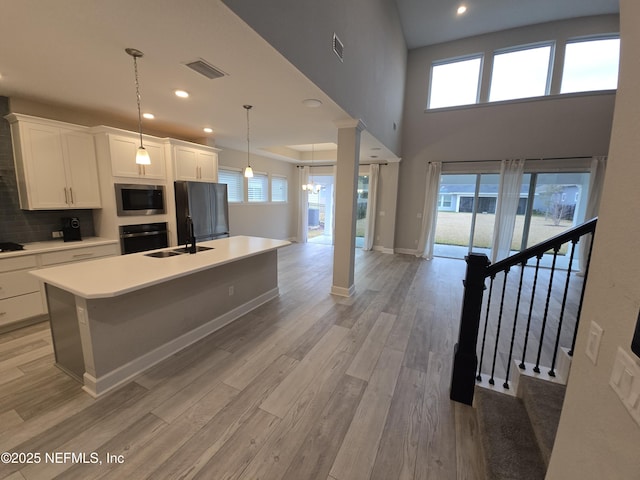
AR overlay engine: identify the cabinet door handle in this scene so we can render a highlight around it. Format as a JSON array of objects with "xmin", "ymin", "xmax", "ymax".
[
  {"xmin": 72, "ymin": 253, "xmax": 94, "ymax": 258},
  {"xmin": 69, "ymin": 187, "xmax": 74, "ymax": 204},
  {"xmin": 64, "ymin": 188, "xmax": 69, "ymax": 204}
]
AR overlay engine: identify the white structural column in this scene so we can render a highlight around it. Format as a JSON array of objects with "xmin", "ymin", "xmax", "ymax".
[{"xmin": 331, "ymin": 119, "xmax": 366, "ymax": 297}]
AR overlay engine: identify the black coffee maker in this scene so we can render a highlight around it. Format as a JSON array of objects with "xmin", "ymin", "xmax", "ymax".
[{"xmin": 61, "ymin": 217, "xmax": 82, "ymax": 242}]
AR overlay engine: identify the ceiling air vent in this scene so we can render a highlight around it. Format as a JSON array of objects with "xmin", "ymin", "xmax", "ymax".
[
  {"xmin": 333, "ymin": 33, "xmax": 344, "ymax": 62},
  {"xmin": 184, "ymin": 59, "xmax": 227, "ymax": 80}
]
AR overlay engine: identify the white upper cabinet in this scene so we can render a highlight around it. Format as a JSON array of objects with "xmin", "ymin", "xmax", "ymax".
[
  {"xmin": 170, "ymin": 140, "xmax": 218, "ymax": 182},
  {"xmin": 5, "ymin": 114, "xmax": 101, "ymax": 210},
  {"xmin": 108, "ymin": 134, "xmax": 166, "ymax": 179}
]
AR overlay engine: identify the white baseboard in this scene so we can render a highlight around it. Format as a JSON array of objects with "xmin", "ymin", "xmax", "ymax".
[
  {"xmin": 331, "ymin": 284, "xmax": 356, "ymax": 297},
  {"xmin": 82, "ymin": 288, "xmax": 280, "ymax": 398},
  {"xmin": 394, "ymin": 247, "xmax": 419, "ymax": 255},
  {"xmin": 372, "ymin": 246, "xmax": 395, "ymax": 254}
]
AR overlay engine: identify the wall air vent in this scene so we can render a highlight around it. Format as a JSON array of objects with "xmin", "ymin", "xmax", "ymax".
[
  {"xmin": 333, "ymin": 33, "xmax": 344, "ymax": 62},
  {"xmin": 184, "ymin": 59, "xmax": 227, "ymax": 80}
]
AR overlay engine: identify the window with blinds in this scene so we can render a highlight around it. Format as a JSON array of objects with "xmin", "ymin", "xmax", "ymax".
[
  {"xmin": 271, "ymin": 175, "xmax": 288, "ymax": 202},
  {"xmin": 218, "ymin": 168, "xmax": 243, "ymax": 202},
  {"xmin": 248, "ymin": 172, "xmax": 269, "ymax": 202}
]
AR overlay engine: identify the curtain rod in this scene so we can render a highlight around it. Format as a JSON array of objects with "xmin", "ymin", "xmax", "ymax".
[
  {"xmin": 428, "ymin": 156, "xmax": 594, "ymax": 165},
  {"xmin": 296, "ymin": 162, "xmax": 388, "ymax": 168}
]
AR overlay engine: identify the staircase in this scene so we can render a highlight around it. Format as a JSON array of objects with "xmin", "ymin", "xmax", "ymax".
[
  {"xmin": 449, "ymin": 219, "xmax": 598, "ymax": 479},
  {"xmin": 475, "ymin": 376, "xmax": 566, "ymax": 480}
]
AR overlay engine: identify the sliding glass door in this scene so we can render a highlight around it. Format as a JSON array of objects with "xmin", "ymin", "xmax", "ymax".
[
  {"xmin": 434, "ymin": 170, "xmax": 590, "ymax": 267},
  {"xmin": 355, "ymin": 174, "xmax": 369, "ymax": 248},
  {"xmin": 434, "ymin": 173, "xmax": 501, "ymax": 259},
  {"xmin": 307, "ymin": 175, "xmax": 335, "ymax": 245}
]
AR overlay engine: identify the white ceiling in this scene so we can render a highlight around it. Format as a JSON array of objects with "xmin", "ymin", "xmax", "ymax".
[{"xmin": 0, "ymin": 0, "xmax": 620, "ymax": 164}]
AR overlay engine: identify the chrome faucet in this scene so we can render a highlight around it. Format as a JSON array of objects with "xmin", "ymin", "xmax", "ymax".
[{"xmin": 186, "ymin": 215, "xmax": 196, "ymax": 254}]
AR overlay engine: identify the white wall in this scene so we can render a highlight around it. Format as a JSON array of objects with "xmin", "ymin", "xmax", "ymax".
[
  {"xmin": 221, "ymin": 0, "xmax": 407, "ymax": 155},
  {"xmin": 218, "ymin": 148, "xmax": 297, "ymax": 240},
  {"xmin": 395, "ymin": 15, "xmax": 619, "ymax": 252},
  {"xmin": 547, "ymin": 2, "xmax": 640, "ymax": 477}
]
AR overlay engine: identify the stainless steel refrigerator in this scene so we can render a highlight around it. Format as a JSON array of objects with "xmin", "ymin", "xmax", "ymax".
[{"xmin": 174, "ymin": 181, "xmax": 230, "ymax": 245}]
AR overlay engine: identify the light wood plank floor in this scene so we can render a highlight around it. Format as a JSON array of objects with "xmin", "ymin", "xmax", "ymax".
[{"xmin": 0, "ymin": 243, "xmax": 486, "ymax": 480}]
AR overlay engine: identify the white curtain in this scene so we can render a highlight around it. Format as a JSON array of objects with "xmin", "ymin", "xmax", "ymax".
[
  {"xmin": 297, "ymin": 166, "xmax": 309, "ymax": 243},
  {"xmin": 578, "ymin": 156, "xmax": 607, "ymax": 275},
  {"xmin": 491, "ymin": 159, "xmax": 525, "ymax": 263},
  {"xmin": 363, "ymin": 164, "xmax": 379, "ymax": 251},
  {"xmin": 416, "ymin": 162, "xmax": 442, "ymax": 260},
  {"xmin": 331, "ymin": 165, "xmax": 337, "ymax": 245}
]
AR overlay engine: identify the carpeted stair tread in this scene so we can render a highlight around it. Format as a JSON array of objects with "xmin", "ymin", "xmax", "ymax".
[
  {"xmin": 476, "ymin": 387, "xmax": 546, "ymax": 480},
  {"xmin": 520, "ymin": 376, "xmax": 566, "ymax": 467}
]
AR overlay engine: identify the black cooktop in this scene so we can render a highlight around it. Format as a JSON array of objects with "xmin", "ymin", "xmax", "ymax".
[{"xmin": 0, "ymin": 242, "xmax": 24, "ymax": 252}]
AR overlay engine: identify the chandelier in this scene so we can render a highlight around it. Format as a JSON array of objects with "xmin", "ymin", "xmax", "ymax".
[{"xmin": 302, "ymin": 144, "xmax": 321, "ymax": 193}]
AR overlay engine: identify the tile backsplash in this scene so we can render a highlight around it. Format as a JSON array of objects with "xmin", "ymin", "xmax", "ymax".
[{"xmin": 0, "ymin": 96, "xmax": 95, "ymax": 244}]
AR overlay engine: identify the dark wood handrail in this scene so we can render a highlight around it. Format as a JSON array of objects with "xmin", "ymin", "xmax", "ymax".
[{"xmin": 486, "ymin": 217, "xmax": 597, "ymax": 277}]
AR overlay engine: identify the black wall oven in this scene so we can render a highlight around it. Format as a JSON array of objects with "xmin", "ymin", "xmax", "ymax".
[
  {"xmin": 119, "ymin": 222, "xmax": 169, "ymax": 254},
  {"xmin": 115, "ymin": 184, "xmax": 165, "ymax": 216}
]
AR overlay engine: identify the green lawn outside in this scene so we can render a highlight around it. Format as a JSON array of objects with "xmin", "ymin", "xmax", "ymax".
[{"xmin": 435, "ymin": 211, "xmax": 573, "ymax": 252}]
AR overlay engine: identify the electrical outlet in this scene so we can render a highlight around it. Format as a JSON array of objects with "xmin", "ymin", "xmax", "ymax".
[
  {"xmin": 52, "ymin": 231, "xmax": 63, "ymax": 239},
  {"xmin": 228, "ymin": 285, "xmax": 234, "ymax": 296}
]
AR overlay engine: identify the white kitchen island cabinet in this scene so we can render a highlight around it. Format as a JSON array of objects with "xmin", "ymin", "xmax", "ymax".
[{"xmin": 31, "ymin": 236, "xmax": 290, "ymax": 398}]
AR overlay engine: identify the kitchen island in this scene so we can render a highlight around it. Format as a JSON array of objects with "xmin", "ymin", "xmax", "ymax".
[{"xmin": 31, "ymin": 235, "xmax": 290, "ymax": 398}]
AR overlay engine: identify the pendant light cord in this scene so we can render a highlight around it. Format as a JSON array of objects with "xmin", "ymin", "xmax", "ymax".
[
  {"xmin": 244, "ymin": 105, "xmax": 252, "ymax": 168},
  {"xmin": 133, "ymin": 55, "xmax": 144, "ymax": 149}
]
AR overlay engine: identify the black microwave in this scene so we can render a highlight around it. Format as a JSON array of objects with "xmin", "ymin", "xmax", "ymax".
[{"xmin": 115, "ymin": 184, "xmax": 165, "ymax": 216}]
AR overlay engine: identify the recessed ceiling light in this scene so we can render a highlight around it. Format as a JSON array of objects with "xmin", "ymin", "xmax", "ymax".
[
  {"xmin": 174, "ymin": 90, "xmax": 189, "ymax": 98},
  {"xmin": 142, "ymin": 113, "xmax": 155, "ymax": 119},
  {"xmin": 203, "ymin": 127, "xmax": 213, "ymax": 133},
  {"xmin": 457, "ymin": 5, "xmax": 467, "ymax": 15},
  {"xmin": 302, "ymin": 98, "xmax": 323, "ymax": 108}
]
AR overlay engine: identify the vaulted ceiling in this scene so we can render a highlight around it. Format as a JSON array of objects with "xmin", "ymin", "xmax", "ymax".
[{"xmin": 0, "ymin": 0, "xmax": 620, "ymax": 163}]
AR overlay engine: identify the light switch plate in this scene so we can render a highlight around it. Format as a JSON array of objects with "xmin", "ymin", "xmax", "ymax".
[
  {"xmin": 586, "ymin": 321, "xmax": 604, "ymax": 364},
  {"xmin": 610, "ymin": 347, "xmax": 640, "ymax": 427}
]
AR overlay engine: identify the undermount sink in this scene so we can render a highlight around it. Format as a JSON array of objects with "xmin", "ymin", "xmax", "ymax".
[
  {"xmin": 144, "ymin": 250, "xmax": 182, "ymax": 258},
  {"xmin": 172, "ymin": 245, "xmax": 214, "ymax": 254}
]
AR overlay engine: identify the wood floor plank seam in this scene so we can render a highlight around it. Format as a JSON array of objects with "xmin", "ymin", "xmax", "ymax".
[{"xmin": 0, "ymin": 245, "xmax": 580, "ymax": 480}]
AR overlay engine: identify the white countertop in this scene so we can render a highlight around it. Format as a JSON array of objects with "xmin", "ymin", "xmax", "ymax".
[
  {"xmin": 0, "ymin": 237, "xmax": 118, "ymax": 258},
  {"xmin": 31, "ymin": 236, "xmax": 291, "ymax": 299}
]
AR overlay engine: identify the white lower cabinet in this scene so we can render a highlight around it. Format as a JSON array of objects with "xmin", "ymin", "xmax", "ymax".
[
  {"xmin": 40, "ymin": 244, "xmax": 119, "ymax": 266},
  {"xmin": 0, "ymin": 293, "xmax": 45, "ymax": 327},
  {"xmin": 0, "ymin": 255, "xmax": 45, "ymax": 327},
  {"xmin": 0, "ymin": 242, "xmax": 119, "ymax": 330}
]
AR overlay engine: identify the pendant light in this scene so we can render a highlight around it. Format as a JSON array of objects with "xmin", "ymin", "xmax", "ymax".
[
  {"xmin": 243, "ymin": 105, "xmax": 254, "ymax": 178},
  {"xmin": 125, "ymin": 48, "xmax": 151, "ymax": 165},
  {"xmin": 302, "ymin": 144, "xmax": 321, "ymax": 193}
]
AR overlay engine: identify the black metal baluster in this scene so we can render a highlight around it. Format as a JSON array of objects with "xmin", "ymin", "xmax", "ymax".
[
  {"xmin": 549, "ymin": 239, "xmax": 578, "ymax": 376},
  {"xmin": 570, "ymin": 231, "xmax": 595, "ymax": 356},
  {"xmin": 504, "ymin": 262, "xmax": 527, "ymax": 388},
  {"xmin": 520, "ymin": 255, "xmax": 542, "ymax": 369},
  {"xmin": 489, "ymin": 269, "xmax": 510, "ymax": 385},
  {"xmin": 476, "ymin": 274, "xmax": 495, "ymax": 382},
  {"xmin": 534, "ymin": 246, "xmax": 559, "ymax": 373}
]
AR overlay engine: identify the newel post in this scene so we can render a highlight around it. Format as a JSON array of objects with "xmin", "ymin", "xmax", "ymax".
[{"xmin": 450, "ymin": 253, "xmax": 490, "ymax": 405}]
